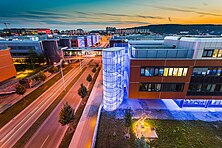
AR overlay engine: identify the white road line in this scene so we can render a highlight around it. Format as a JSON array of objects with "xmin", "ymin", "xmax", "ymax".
[
  {"xmin": 40, "ymin": 135, "xmax": 49, "ymax": 148},
  {"xmin": 0, "ymin": 60, "xmax": 91, "ymax": 147}
]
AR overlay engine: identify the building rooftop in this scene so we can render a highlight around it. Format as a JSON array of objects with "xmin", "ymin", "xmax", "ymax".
[{"xmin": 103, "ymin": 47, "xmax": 124, "ymax": 52}]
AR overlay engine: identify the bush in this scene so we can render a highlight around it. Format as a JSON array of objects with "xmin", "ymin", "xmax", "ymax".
[
  {"xmin": 48, "ymin": 66, "xmax": 59, "ymax": 74},
  {"xmin": 95, "ymin": 63, "xmax": 99, "ymax": 67},
  {"xmin": 37, "ymin": 71, "xmax": 47, "ymax": 82},
  {"xmin": 78, "ymin": 84, "xmax": 87, "ymax": 99},
  {"xmin": 92, "ymin": 67, "xmax": 97, "ymax": 73},
  {"xmin": 86, "ymin": 74, "xmax": 92, "ymax": 82},
  {"xmin": 16, "ymin": 84, "xmax": 26, "ymax": 95}
]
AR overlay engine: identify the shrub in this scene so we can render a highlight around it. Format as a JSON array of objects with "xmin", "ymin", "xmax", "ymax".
[
  {"xmin": 92, "ymin": 67, "xmax": 97, "ymax": 73},
  {"xmin": 37, "ymin": 71, "xmax": 47, "ymax": 81},
  {"xmin": 78, "ymin": 84, "xmax": 87, "ymax": 99},
  {"xmin": 86, "ymin": 74, "xmax": 92, "ymax": 82},
  {"xmin": 16, "ymin": 84, "xmax": 26, "ymax": 95},
  {"xmin": 48, "ymin": 66, "xmax": 59, "ymax": 74}
]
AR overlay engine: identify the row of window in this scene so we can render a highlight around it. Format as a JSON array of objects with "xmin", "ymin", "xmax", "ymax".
[
  {"xmin": 9, "ymin": 46, "xmax": 36, "ymax": 50},
  {"xmin": 139, "ymin": 83, "xmax": 184, "ymax": 92},
  {"xmin": 192, "ymin": 67, "xmax": 222, "ymax": 76},
  {"xmin": 141, "ymin": 67, "xmax": 188, "ymax": 77},
  {"xmin": 188, "ymin": 83, "xmax": 222, "ymax": 93},
  {"xmin": 202, "ymin": 49, "xmax": 222, "ymax": 58}
]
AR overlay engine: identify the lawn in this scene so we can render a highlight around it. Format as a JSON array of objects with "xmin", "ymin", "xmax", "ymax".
[
  {"xmin": 15, "ymin": 64, "xmax": 47, "ymax": 79},
  {"xmin": 0, "ymin": 67, "xmax": 73, "ymax": 128},
  {"xmin": 96, "ymin": 111, "xmax": 222, "ymax": 148}
]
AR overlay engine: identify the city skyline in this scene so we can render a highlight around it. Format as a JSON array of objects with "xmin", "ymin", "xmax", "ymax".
[{"xmin": 0, "ymin": 0, "xmax": 222, "ymax": 30}]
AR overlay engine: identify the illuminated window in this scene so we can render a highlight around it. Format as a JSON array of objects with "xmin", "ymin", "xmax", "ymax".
[
  {"xmin": 164, "ymin": 68, "xmax": 169, "ymax": 76},
  {"xmin": 173, "ymin": 68, "xmax": 179, "ymax": 76},
  {"xmin": 168, "ymin": 68, "xmax": 173, "ymax": 76},
  {"xmin": 182, "ymin": 68, "xmax": 188, "ymax": 76},
  {"xmin": 178, "ymin": 68, "xmax": 183, "ymax": 76},
  {"xmin": 218, "ymin": 50, "xmax": 222, "ymax": 57},
  {"xmin": 212, "ymin": 49, "xmax": 219, "ymax": 58}
]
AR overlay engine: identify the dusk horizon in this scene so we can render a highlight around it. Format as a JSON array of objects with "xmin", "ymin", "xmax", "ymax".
[{"xmin": 1, "ymin": 0, "xmax": 222, "ymax": 30}]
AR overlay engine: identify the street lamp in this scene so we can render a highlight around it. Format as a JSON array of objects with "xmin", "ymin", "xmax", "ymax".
[{"xmin": 54, "ymin": 59, "xmax": 66, "ymax": 91}]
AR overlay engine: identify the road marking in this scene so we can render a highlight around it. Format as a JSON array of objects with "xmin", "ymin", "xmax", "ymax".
[
  {"xmin": 40, "ymin": 135, "xmax": 49, "ymax": 148},
  {"xmin": 0, "ymin": 59, "xmax": 91, "ymax": 147}
]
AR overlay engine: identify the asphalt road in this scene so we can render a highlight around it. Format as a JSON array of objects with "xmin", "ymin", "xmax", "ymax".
[
  {"xmin": 25, "ymin": 65, "xmax": 94, "ymax": 148},
  {"xmin": 0, "ymin": 59, "xmax": 91, "ymax": 148}
]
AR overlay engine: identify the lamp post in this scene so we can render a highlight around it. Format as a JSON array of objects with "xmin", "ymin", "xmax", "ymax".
[{"xmin": 54, "ymin": 59, "xmax": 66, "ymax": 91}]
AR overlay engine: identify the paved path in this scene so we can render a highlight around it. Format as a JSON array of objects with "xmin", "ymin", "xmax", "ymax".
[
  {"xmin": 25, "ymin": 65, "xmax": 93, "ymax": 148},
  {"xmin": 0, "ymin": 59, "xmax": 91, "ymax": 148},
  {"xmin": 69, "ymin": 69, "xmax": 103, "ymax": 148}
]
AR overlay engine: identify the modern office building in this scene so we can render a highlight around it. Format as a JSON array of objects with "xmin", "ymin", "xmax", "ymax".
[
  {"xmin": 0, "ymin": 48, "xmax": 17, "ymax": 83},
  {"xmin": 84, "ymin": 35, "xmax": 92, "ymax": 47},
  {"xmin": 103, "ymin": 36, "xmax": 222, "ymax": 111},
  {"xmin": 42, "ymin": 39, "xmax": 61, "ymax": 65},
  {"xmin": 70, "ymin": 36, "xmax": 85, "ymax": 48},
  {"xmin": 0, "ymin": 38, "xmax": 44, "ymax": 58}
]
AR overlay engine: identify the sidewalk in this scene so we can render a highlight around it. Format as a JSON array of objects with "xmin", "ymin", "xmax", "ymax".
[{"xmin": 69, "ymin": 69, "xmax": 103, "ymax": 148}]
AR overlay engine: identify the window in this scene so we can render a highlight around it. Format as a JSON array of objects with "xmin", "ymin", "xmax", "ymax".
[
  {"xmin": 164, "ymin": 68, "xmax": 169, "ymax": 76},
  {"xmin": 188, "ymin": 83, "xmax": 222, "ymax": 96},
  {"xmin": 203, "ymin": 49, "xmax": 222, "ymax": 58},
  {"xmin": 218, "ymin": 50, "xmax": 222, "ymax": 57},
  {"xmin": 139, "ymin": 83, "xmax": 184, "ymax": 92},
  {"xmin": 141, "ymin": 67, "xmax": 188, "ymax": 77},
  {"xmin": 202, "ymin": 49, "xmax": 213, "ymax": 57},
  {"xmin": 178, "ymin": 68, "xmax": 183, "ymax": 76},
  {"xmin": 141, "ymin": 68, "xmax": 145, "ymax": 75},
  {"xmin": 213, "ymin": 49, "xmax": 219, "ymax": 58},
  {"xmin": 168, "ymin": 68, "xmax": 174, "ymax": 76},
  {"xmin": 192, "ymin": 67, "xmax": 222, "ymax": 76},
  {"xmin": 173, "ymin": 68, "xmax": 179, "ymax": 76},
  {"xmin": 182, "ymin": 68, "xmax": 188, "ymax": 76}
]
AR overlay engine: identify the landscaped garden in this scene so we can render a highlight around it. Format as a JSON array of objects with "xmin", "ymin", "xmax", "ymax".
[{"xmin": 96, "ymin": 110, "xmax": 222, "ymax": 148}]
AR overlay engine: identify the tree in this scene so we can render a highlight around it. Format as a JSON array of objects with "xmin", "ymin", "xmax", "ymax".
[
  {"xmin": 48, "ymin": 66, "xmax": 59, "ymax": 74},
  {"xmin": 86, "ymin": 74, "xmax": 92, "ymax": 82},
  {"xmin": 37, "ymin": 71, "xmax": 47, "ymax": 81},
  {"xmin": 125, "ymin": 108, "xmax": 132, "ymax": 128},
  {"xmin": 135, "ymin": 136, "xmax": 150, "ymax": 148},
  {"xmin": 37, "ymin": 54, "xmax": 46, "ymax": 65},
  {"xmin": 78, "ymin": 84, "xmax": 87, "ymax": 99},
  {"xmin": 25, "ymin": 49, "xmax": 38, "ymax": 69},
  {"xmin": 16, "ymin": 84, "xmax": 26, "ymax": 95},
  {"xmin": 95, "ymin": 63, "xmax": 99, "ymax": 67},
  {"xmin": 58, "ymin": 102, "xmax": 75, "ymax": 130},
  {"xmin": 92, "ymin": 67, "xmax": 97, "ymax": 73}
]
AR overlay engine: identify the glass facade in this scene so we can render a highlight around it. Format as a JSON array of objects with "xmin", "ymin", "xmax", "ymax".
[
  {"xmin": 141, "ymin": 67, "xmax": 188, "ymax": 77},
  {"xmin": 192, "ymin": 67, "xmax": 222, "ymax": 76},
  {"xmin": 139, "ymin": 83, "xmax": 184, "ymax": 92},
  {"xmin": 202, "ymin": 49, "xmax": 222, "ymax": 58},
  {"xmin": 175, "ymin": 99, "xmax": 222, "ymax": 108},
  {"xmin": 102, "ymin": 48, "xmax": 125, "ymax": 111}
]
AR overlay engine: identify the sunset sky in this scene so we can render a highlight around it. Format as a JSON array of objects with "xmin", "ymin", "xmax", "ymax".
[{"xmin": 0, "ymin": 0, "xmax": 222, "ymax": 30}]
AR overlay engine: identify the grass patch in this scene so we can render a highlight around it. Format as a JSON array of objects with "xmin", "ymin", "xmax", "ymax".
[
  {"xmin": 0, "ymin": 67, "xmax": 73, "ymax": 128},
  {"xmin": 96, "ymin": 111, "xmax": 222, "ymax": 148},
  {"xmin": 13, "ymin": 67, "xmax": 87, "ymax": 148},
  {"xmin": 59, "ymin": 66, "xmax": 101, "ymax": 148},
  {"xmin": 15, "ymin": 64, "xmax": 47, "ymax": 79}
]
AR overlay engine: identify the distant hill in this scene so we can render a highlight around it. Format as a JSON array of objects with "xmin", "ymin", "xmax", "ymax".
[{"xmin": 129, "ymin": 24, "xmax": 222, "ymax": 35}]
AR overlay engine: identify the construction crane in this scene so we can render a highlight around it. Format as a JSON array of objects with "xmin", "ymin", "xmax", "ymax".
[{"xmin": 3, "ymin": 22, "xmax": 10, "ymax": 29}]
